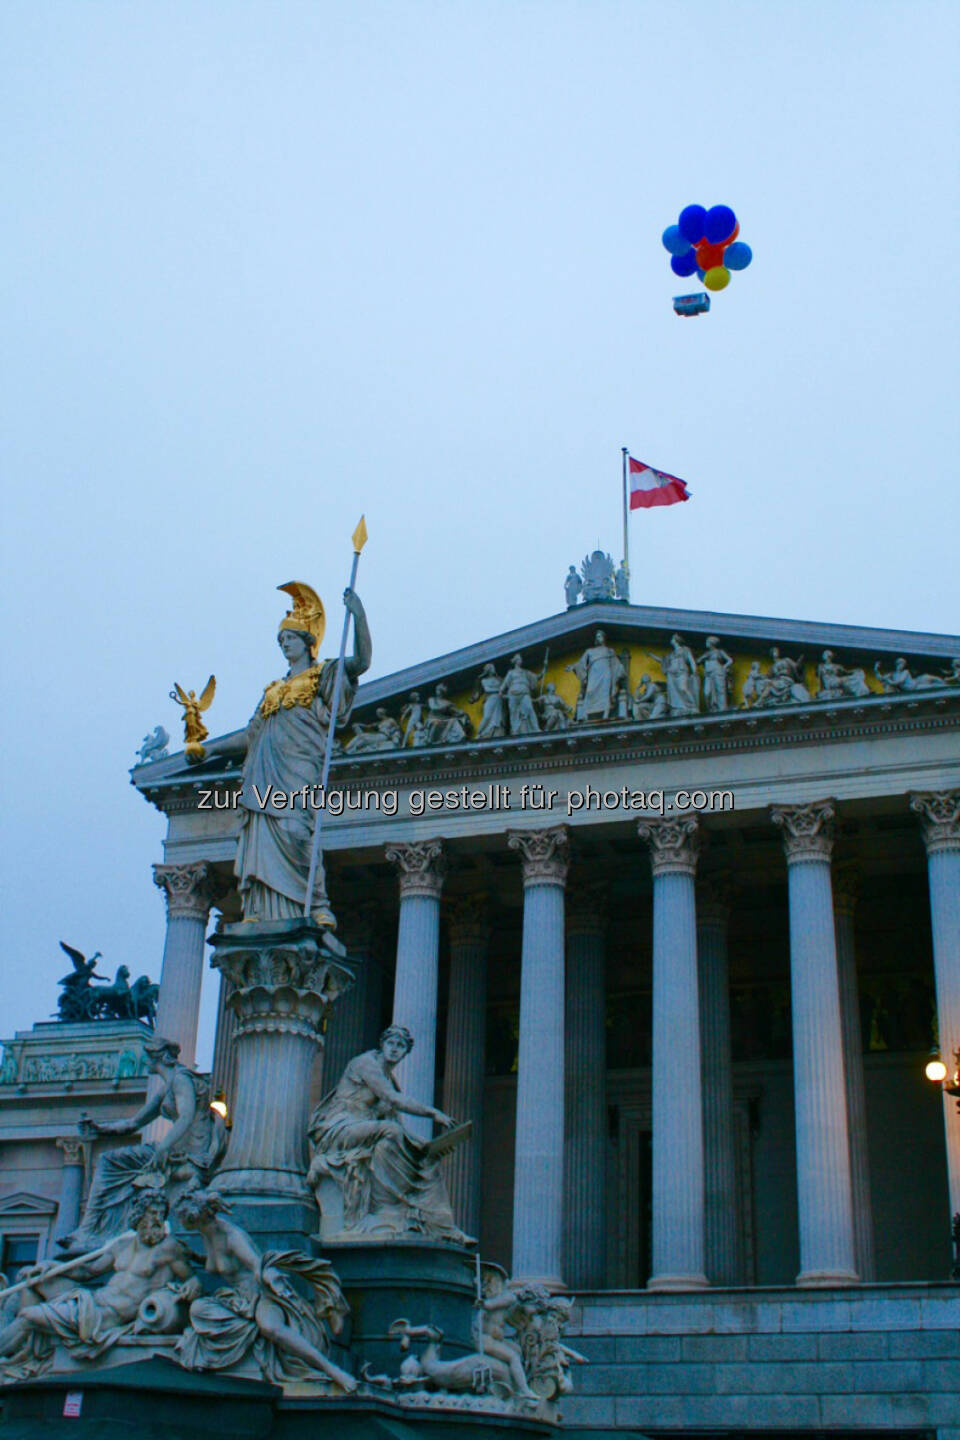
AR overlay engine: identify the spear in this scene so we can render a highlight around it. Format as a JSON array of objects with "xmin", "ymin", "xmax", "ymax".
[
  {"xmin": 303, "ymin": 516, "xmax": 369, "ymax": 918},
  {"xmin": 0, "ymin": 1231, "xmax": 135, "ymax": 1302}
]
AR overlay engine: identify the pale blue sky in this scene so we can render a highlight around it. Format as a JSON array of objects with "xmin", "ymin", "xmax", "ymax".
[{"xmin": 2, "ymin": 1, "xmax": 958, "ymax": 1061}]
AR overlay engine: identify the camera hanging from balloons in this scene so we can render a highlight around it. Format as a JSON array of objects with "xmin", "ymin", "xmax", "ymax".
[{"xmin": 663, "ymin": 204, "xmax": 752, "ymax": 316}]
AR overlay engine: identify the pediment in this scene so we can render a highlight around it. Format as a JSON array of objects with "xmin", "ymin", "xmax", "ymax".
[{"xmin": 0, "ymin": 1192, "xmax": 58, "ymax": 1218}]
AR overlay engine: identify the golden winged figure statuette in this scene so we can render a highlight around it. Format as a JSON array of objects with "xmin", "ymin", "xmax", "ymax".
[{"xmin": 169, "ymin": 676, "xmax": 216, "ymax": 764}]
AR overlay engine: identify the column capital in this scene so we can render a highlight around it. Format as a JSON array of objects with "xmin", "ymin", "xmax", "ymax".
[
  {"xmin": 153, "ymin": 862, "xmax": 224, "ymax": 920},
  {"xmin": 56, "ymin": 1136, "xmax": 84, "ymax": 1167},
  {"xmin": 447, "ymin": 893, "xmax": 492, "ymax": 947},
  {"xmin": 697, "ymin": 873, "xmax": 734, "ymax": 927},
  {"xmin": 770, "ymin": 800, "xmax": 836, "ymax": 864},
  {"xmin": 910, "ymin": 790, "xmax": 960, "ymax": 857},
  {"xmin": 833, "ymin": 861, "xmax": 862, "ymax": 918},
  {"xmin": 507, "ymin": 826, "xmax": 570, "ymax": 888},
  {"xmin": 636, "ymin": 817, "xmax": 700, "ymax": 877},
  {"xmin": 566, "ymin": 880, "xmax": 608, "ymax": 937},
  {"xmin": 386, "ymin": 840, "xmax": 447, "ymax": 900}
]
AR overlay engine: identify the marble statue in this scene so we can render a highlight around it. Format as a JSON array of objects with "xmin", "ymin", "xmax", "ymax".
[
  {"xmin": 563, "ymin": 565, "xmax": 582, "ymax": 608},
  {"xmin": 697, "ymin": 636, "xmax": 734, "ymax": 712},
  {"xmin": 384, "ymin": 1318, "xmax": 515, "ymax": 1399},
  {"xmin": 742, "ymin": 649, "xmax": 811, "ymax": 708},
  {"xmin": 537, "ymin": 683, "xmax": 572, "ymax": 731},
  {"xmin": 401, "ymin": 691, "xmax": 426, "ymax": 747},
  {"xmin": 614, "ymin": 561, "xmax": 630, "ymax": 602},
  {"xmin": 60, "ymin": 1036, "xmax": 226, "ymax": 1256},
  {"xmin": 202, "ymin": 583, "xmax": 371, "ymax": 927},
  {"xmin": 0, "ymin": 1193, "xmax": 198, "ymax": 1382},
  {"xmin": 55, "ymin": 943, "xmax": 105, "ymax": 1022},
  {"xmin": 306, "ymin": 1026, "xmax": 471, "ymax": 1245},
  {"xmin": 579, "ymin": 551, "xmax": 616, "ymax": 603},
  {"xmin": 471, "ymin": 664, "xmax": 506, "ymax": 739},
  {"xmin": 614, "ymin": 648, "xmax": 632, "ymax": 717},
  {"xmin": 345, "ymin": 708, "xmax": 403, "ymax": 754},
  {"xmin": 632, "ymin": 675, "xmax": 668, "ymax": 721},
  {"xmin": 55, "ymin": 947, "xmax": 158, "ymax": 1025},
  {"xmin": 500, "ymin": 655, "xmax": 544, "ymax": 735},
  {"xmin": 566, "ymin": 631, "xmax": 626, "ymax": 722},
  {"xmin": 874, "ymin": 656, "xmax": 947, "ymax": 694},
  {"xmin": 477, "ymin": 1271, "xmax": 584, "ymax": 1402},
  {"xmin": 815, "ymin": 650, "xmax": 871, "ymax": 701},
  {"xmin": 169, "ymin": 677, "xmax": 216, "ymax": 764},
  {"xmin": 423, "ymin": 684, "xmax": 473, "ymax": 745},
  {"xmin": 175, "ymin": 1191, "xmax": 355, "ymax": 1392},
  {"xmin": 658, "ymin": 634, "xmax": 700, "ymax": 716},
  {"xmin": 136, "ymin": 725, "xmax": 169, "ymax": 765}
]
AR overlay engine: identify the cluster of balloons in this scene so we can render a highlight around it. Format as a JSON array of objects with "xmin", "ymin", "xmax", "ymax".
[{"xmin": 662, "ymin": 205, "xmax": 753, "ymax": 293}]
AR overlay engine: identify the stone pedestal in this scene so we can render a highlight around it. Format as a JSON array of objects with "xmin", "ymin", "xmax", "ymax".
[
  {"xmin": 911, "ymin": 791, "xmax": 960, "ymax": 1223},
  {"xmin": 697, "ymin": 879, "xmax": 742, "ymax": 1287},
  {"xmin": 442, "ymin": 896, "xmax": 491, "ymax": 1239},
  {"xmin": 209, "ymin": 918, "xmax": 353, "ymax": 1241},
  {"xmin": 771, "ymin": 801, "xmax": 858, "ymax": 1286},
  {"xmin": 564, "ymin": 882, "xmax": 607, "ymax": 1290},
  {"xmin": 387, "ymin": 840, "xmax": 446, "ymax": 1140},
  {"xmin": 637, "ymin": 817, "xmax": 708, "ymax": 1292},
  {"xmin": 508, "ymin": 826, "xmax": 569, "ymax": 1287}
]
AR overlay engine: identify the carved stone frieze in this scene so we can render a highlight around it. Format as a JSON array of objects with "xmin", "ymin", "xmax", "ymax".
[
  {"xmin": 507, "ymin": 826, "xmax": 570, "ymax": 888},
  {"xmin": 770, "ymin": 800, "xmax": 836, "ymax": 864},
  {"xmin": 636, "ymin": 817, "xmax": 700, "ymax": 877},
  {"xmin": 386, "ymin": 839, "xmax": 447, "ymax": 900},
  {"xmin": 153, "ymin": 862, "xmax": 225, "ymax": 921},
  {"xmin": 910, "ymin": 790, "xmax": 960, "ymax": 856}
]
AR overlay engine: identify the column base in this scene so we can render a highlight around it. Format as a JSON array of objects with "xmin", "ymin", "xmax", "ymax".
[
  {"xmin": 512, "ymin": 1273, "xmax": 565, "ymax": 1291},
  {"xmin": 211, "ymin": 1166, "xmax": 311, "ymax": 1203},
  {"xmin": 647, "ymin": 1272, "xmax": 710, "ymax": 1292},
  {"xmin": 796, "ymin": 1268, "xmax": 860, "ymax": 1287}
]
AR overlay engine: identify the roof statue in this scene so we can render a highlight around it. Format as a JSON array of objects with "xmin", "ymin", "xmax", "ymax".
[{"xmin": 55, "ymin": 943, "xmax": 158, "ymax": 1026}]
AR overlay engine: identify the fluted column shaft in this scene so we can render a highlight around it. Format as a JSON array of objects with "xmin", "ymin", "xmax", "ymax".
[
  {"xmin": 771, "ymin": 801, "xmax": 857, "ymax": 1286},
  {"xmin": 322, "ymin": 903, "xmax": 384, "ymax": 1092},
  {"xmin": 911, "ymin": 792, "xmax": 960, "ymax": 1220},
  {"xmin": 834, "ymin": 868, "xmax": 876, "ymax": 1281},
  {"xmin": 442, "ymin": 897, "xmax": 491, "ymax": 1238},
  {"xmin": 638, "ymin": 818, "xmax": 707, "ymax": 1291},
  {"xmin": 564, "ymin": 887, "xmax": 607, "ymax": 1290},
  {"xmin": 53, "ymin": 1138, "xmax": 85, "ymax": 1241},
  {"xmin": 698, "ymin": 887, "xmax": 741, "ymax": 1286},
  {"xmin": 387, "ymin": 841, "xmax": 446, "ymax": 1140},
  {"xmin": 152, "ymin": 863, "xmax": 222, "ymax": 1067},
  {"xmin": 509, "ymin": 827, "xmax": 569, "ymax": 1286},
  {"xmin": 211, "ymin": 978, "xmax": 239, "ymax": 1114}
]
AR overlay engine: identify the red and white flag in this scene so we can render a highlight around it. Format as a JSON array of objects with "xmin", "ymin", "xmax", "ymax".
[{"xmin": 628, "ymin": 456, "xmax": 691, "ymax": 509}]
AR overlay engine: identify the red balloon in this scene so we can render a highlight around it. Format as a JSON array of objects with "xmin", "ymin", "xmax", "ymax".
[
  {"xmin": 725, "ymin": 220, "xmax": 741, "ymax": 244},
  {"xmin": 696, "ymin": 241, "xmax": 726, "ymax": 269}
]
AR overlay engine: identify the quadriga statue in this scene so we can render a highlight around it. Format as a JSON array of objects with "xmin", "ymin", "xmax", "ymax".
[
  {"xmin": 306, "ymin": 1026, "xmax": 472, "ymax": 1245},
  {"xmin": 203, "ymin": 581, "xmax": 372, "ymax": 928}
]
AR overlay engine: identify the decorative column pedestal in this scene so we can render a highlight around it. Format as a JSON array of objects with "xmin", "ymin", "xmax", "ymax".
[
  {"xmin": 508, "ymin": 826, "xmax": 569, "ymax": 1288},
  {"xmin": 697, "ymin": 879, "xmax": 742, "ymax": 1287},
  {"xmin": 637, "ymin": 817, "xmax": 708, "ymax": 1292},
  {"xmin": 209, "ymin": 917, "xmax": 354, "ymax": 1246},
  {"xmin": 441, "ymin": 895, "xmax": 491, "ymax": 1239},
  {"xmin": 911, "ymin": 791, "xmax": 960, "ymax": 1224},
  {"xmin": 564, "ymin": 882, "xmax": 608, "ymax": 1290},
  {"xmin": 771, "ymin": 801, "xmax": 858, "ymax": 1287},
  {"xmin": 387, "ymin": 840, "xmax": 446, "ymax": 1140}
]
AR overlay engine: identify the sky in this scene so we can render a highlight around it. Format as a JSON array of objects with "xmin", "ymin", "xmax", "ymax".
[{"xmin": 2, "ymin": 1, "xmax": 958, "ymax": 1066}]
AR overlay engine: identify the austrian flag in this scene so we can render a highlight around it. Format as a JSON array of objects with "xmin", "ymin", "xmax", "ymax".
[{"xmin": 628, "ymin": 456, "xmax": 691, "ymax": 509}]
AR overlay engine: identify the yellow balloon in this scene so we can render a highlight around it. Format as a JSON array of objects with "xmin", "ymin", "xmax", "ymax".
[{"xmin": 704, "ymin": 265, "xmax": 730, "ymax": 292}]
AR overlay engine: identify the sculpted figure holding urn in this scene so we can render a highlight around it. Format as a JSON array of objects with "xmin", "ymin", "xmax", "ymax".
[{"xmin": 203, "ymin": 582, "xmax": 372, "ymax": 926}]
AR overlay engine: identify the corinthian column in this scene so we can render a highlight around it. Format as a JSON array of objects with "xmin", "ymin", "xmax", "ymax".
[
  {"xmin": 508, "ymin": 826, "xmax": 569, "ymax": 1286},
  {"xmin": 833, "ymin": 864, "xmax": 876, "ymax": 1281},
  {"xmin": 910, "ymin": 791, "xmax": 960, "ymax": 1221},
  {"xmin": 53, "ymin": 1138, "xmax": 86, "ymax": 1242},
  {"xmin": 770, "ymin": 801, "xmax": 857, "ymax": 1285},
  {"xmin": 697, "ymin": 878, "xmax": 741, "ymax": 1287},
  {"xmin": 564, "ymin": 882, "xmax": 608, "ymax": 1290},
  {"xmin": 637, "ymin": 817, "xmax": 707, "ymax": 1291},
  {"xmin": 442, "ymin": 895, "xmax": 491, "ymax": 1238},
  {"xmin": 152, "ymin": 862, "xmax": 223, "ymax": 1068},
  {"xmin": 387, "ymin": 839, "xmax": 446, "ymax": 1139}
]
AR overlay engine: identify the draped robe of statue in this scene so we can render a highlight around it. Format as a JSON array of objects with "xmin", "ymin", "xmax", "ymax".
[
  {"xmin": 569, "ymin": 642, "xmax": 625, "ymax": 722},
  {"xmin": 235, "ymin": 661, "xmax": 356, "ymax": 920}
]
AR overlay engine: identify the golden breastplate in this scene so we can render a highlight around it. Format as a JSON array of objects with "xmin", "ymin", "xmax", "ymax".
[{"xmin": 260, "ymin": 664, "xmax": 324, "ymax": 717}]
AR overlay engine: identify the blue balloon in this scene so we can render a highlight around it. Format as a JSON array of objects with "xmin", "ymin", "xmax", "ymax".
[
  {"xmin": 678, "ymin": 204, "xmax": 707, "ymax": 244},
  {"xmin": 704, "ymin": 204, "xmax": 737, "ymax": 243},
  {"xmin": 670, "ymin": 251, "xmax": 698, "ymax": 277},
  {"xmin": 696, "ymin": 267, "xmax": 706, "ymax": 281},
  {"xmin": 662, "ymin": 225, "xmax": 691, "ymax": 257},
  {"xmin": 724, "ymin": 241, "xmax": 753, "ymax": 271}
]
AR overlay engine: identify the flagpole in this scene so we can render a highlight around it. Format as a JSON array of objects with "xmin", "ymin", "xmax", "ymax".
[
  {"xmin": 621, "ymin": 446, "xmax": 630, "ymax": 599},
  {"xmin": 303, "ymin": 517, "xmax": 368, "ymax": 919}
]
